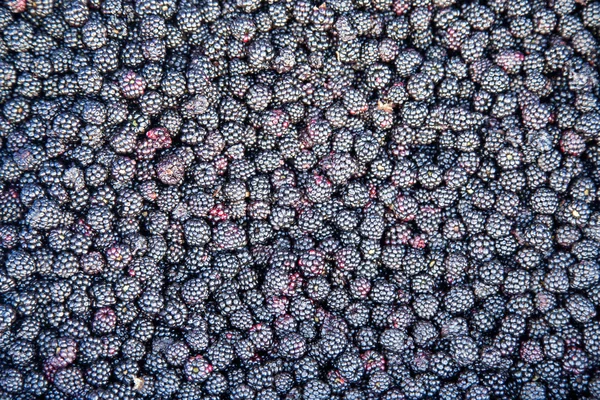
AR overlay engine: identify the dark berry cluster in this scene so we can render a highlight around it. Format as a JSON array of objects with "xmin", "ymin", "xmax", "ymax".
[{"xmin": 0, "ymin": 0, "xmax": 599, "ymax": 398}]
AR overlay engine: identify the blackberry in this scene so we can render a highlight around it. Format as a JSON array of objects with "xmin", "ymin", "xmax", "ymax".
[
  {"xmin": 5, "ymin": 250, "xmax": 36, "ymax": 280},
  {"xmin": 566, "ymin": 294, "xmax": 596, "ymax": 323},
  {"xmin": 53, "ymin": 367, "xmax": 84, "ymax": 396},
  {"xmin": 445, "ymin": 287, "xmax": 475, "ymax": 315},
  {"xmin": 246, "ymin": 84, "xmax": 271, "ymax": 112}
]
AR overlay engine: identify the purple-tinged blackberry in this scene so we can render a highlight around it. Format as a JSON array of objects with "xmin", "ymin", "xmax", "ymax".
[{"xmin": 173, "ymin": 353, "xmax": 210, "ymax": 385}]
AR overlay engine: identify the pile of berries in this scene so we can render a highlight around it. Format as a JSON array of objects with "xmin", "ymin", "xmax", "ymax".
[{"xmin": 0, "ymin": 0, "xmax": 599, "ymax": 398}]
